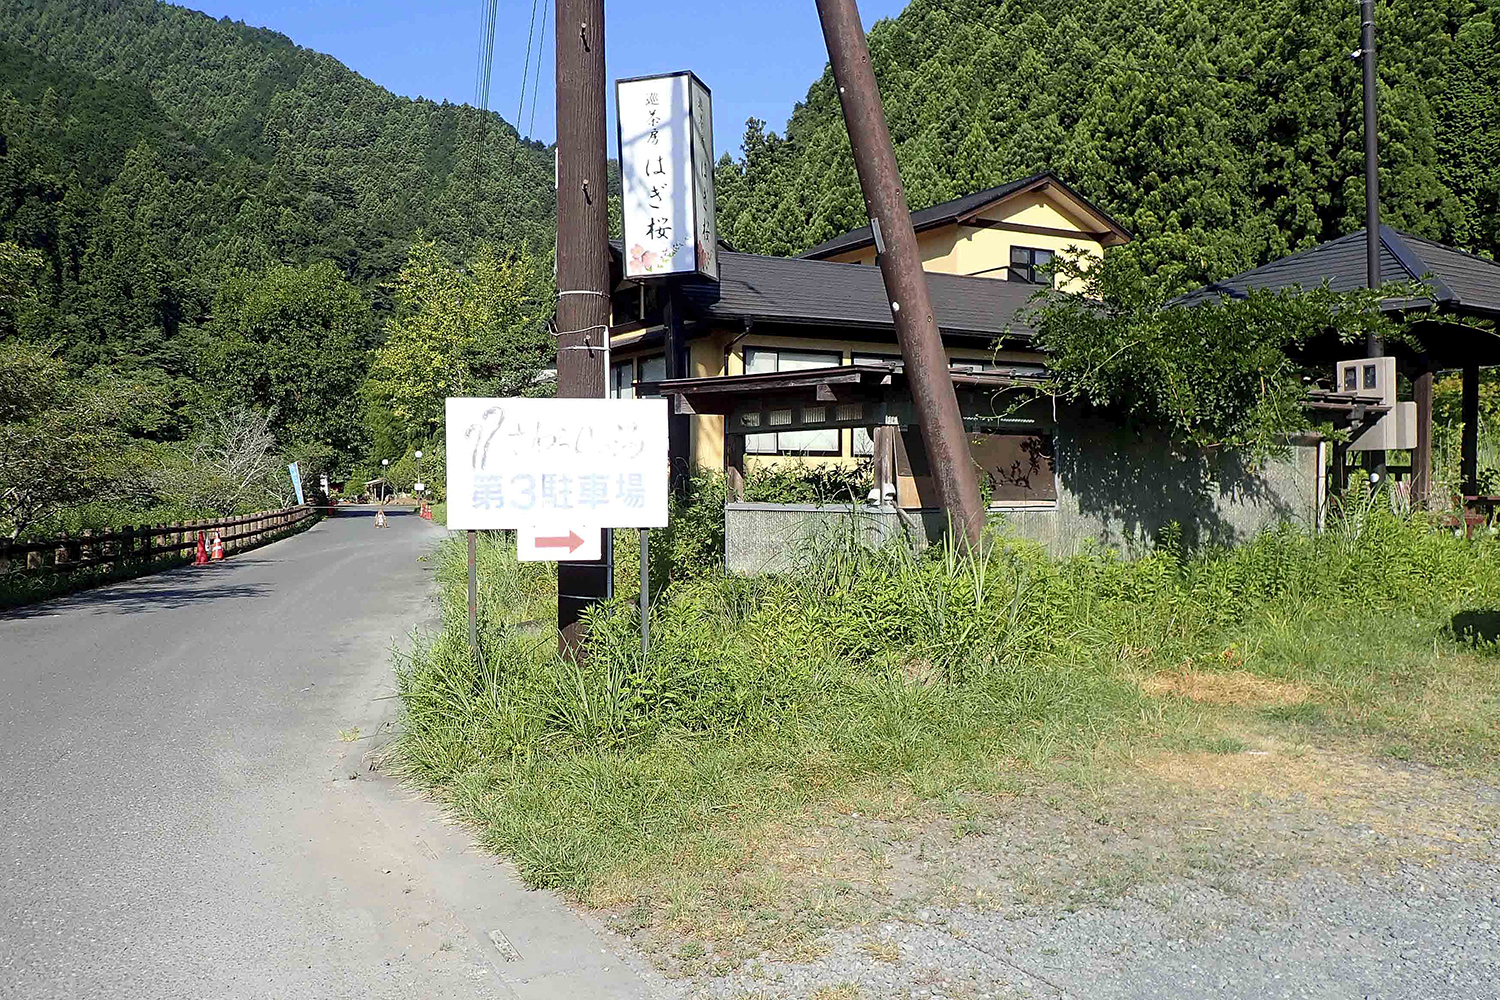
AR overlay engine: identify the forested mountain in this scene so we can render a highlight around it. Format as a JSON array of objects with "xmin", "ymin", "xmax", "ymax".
[
  {"xmin": 715, "ymin": 0, "xmax": 1500, "ymax": 286},
  {"xmin": 0, "ymin": 0, "xmax": 555, "ymax": 470},
  {"xmin": 1, "ymin": 0, "xmax": 555, "ymax": 272},
  {"xmin": 1, "ymin": 1, "xmax": 558, "ymax": 532}
]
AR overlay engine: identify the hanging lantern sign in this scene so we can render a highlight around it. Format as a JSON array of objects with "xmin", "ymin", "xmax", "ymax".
[{"xmin": 616, "ymin": 71, "xmax": 718, "ymax": 281}]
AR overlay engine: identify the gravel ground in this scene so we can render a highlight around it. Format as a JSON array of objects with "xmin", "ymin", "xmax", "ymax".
[
  {"xmin": 697, "ymin": 858, "xmax": 1500, "ymax": 999},
  {"xmin": 646, "ymin": 750, "xmax": 1500, "ymax": 1000}
]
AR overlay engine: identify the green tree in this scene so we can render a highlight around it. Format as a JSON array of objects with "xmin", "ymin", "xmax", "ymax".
[
  {"xmin": 0, "ymin": 240, "xmax": 47, "ymax": 338},
  {"xmin": 204, "ymin": 260, "xmax": 374, "ymax": 468},
  {"xmin": 363, "ymin": 241, "xmax": 553, "ymax": 443},
  {"xmin": 0, "ymin": 342, "xmax": 152, "ymax": 537},
  {"xmin": 713, "ymin": 0, "xmax": 1500, "ymax": 277},
  {"xmin": 1029, "ymin": 252, "xmax": 1419, "ymax": 456}
]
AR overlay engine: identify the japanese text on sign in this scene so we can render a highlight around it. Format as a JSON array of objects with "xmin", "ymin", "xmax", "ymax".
[
  {"xmin": 445, "ymin": 398, "xmax": 669, "ymax": 531},
  {"xmin": 617, "ymin": 72, "xmax": 717, "ymax": 280}
]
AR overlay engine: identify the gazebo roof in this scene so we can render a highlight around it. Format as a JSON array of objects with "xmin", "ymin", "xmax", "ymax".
[{"xmin": 1176, "ymin": 226, "xmax": 1500, "ymax": 321}]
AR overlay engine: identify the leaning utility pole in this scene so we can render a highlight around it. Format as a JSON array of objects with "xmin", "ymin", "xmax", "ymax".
[
  {"xmin": 1360, "ymin": 0, "xmax": 1381, "ymax": 350},
  {"xmin": 554, "ymin": 0, "xmax": 613, "ymax": 658},
  {"xmin": 814, "ymin": 0, "xmax": 983, "ymax": 546},
  {"xmin": 1358, "ymin": 0, "xmax": 1387, "ymax": 485}
]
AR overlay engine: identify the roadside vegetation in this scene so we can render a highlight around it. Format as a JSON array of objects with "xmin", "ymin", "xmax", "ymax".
[{"xmin": 386, "ymin": 491, "xmax": 1500, "ymax": 928}]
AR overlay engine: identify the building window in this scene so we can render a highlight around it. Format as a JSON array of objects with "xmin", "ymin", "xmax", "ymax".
[
  {"xmin": 609, "ymin": 361, "xmax": 635, "ymax": 399},
  {"xmin": 1008, "ymin": 246, "xmax": 1055, "ymax": 286},
  {"xmin": 638, "ymin": 355, "xmax": 666, "ymax": 396},
  {"xmin": 609, "ymin": 354, "xmax": 666, "ymax": 399},
  {"xmin": 610, "ymin": 284, "xmax": 642, "ymax": 326},
  {"xmin": 743, "ymin": 347, "xmax": 842, "ymax": 455}
]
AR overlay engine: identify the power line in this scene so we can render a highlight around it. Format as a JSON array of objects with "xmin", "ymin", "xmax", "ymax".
[
  {"xmin": 475, "ymin": 0, "xmax": 498, "ymax": 110},
  {"xmin": 516, "ymin": 0, "xmax": 543, "ymax": 131},
  {"xmin": 527, "ymin": 0, "xmax": 551, "ymax": 138}
]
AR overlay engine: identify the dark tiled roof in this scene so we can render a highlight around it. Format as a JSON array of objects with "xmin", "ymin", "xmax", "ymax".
[
  {"xmin": 1175, "ymin": 227, "xmax": 1500, "ymax": 319},
  {"xmin": 673, "ymin": 251, "xmax": 1046, "ymax": 341},
  {"xmin": 799, "ymin": 171, "xmax": 1131, "ymax": 260}
]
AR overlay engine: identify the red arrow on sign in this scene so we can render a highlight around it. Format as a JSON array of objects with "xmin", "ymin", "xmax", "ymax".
[{"xmin": 535, "ymin": 530, "xmax": 586, "ymax": 553}]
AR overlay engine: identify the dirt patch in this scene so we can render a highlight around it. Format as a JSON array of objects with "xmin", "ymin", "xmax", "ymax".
[
  {"xmin": 603, "ymin": 740, "xmax": 1500, "ymax": 995},
  {"xmin": 1140, "ymin": 669, "xmax": 1313, "ymax": 707},
  {"xmin": 1138, "ymin": 743, "xmax": 1499, "ymax": 853}
]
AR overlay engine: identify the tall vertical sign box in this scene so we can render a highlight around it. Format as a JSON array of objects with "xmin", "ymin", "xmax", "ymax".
[{"xmin": 616, "ymin": 72, "xmax": 717, "ymax": 281}]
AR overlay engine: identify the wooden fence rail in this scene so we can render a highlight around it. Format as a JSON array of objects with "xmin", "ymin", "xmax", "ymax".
[{"xmin": 0, "ymin": 505, "xmax": 320, "ymax": 577}]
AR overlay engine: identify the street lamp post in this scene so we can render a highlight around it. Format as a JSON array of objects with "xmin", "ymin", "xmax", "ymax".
[
  {"xmin": 380, "ymin": 458, "xmax": 389, "ymax": 503},
  {"xmin": 414, "ymin": 450, "xmax": 425, "ymax": 512}
]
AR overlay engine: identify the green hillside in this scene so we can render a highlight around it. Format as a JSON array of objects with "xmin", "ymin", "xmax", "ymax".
[
  {"xmin": 715, "ymin": 0, "xmax": 1500, "ymax": 284},
  {"xmin": 0, "ymin": 1, "xmax": 556, "ymax": 464}
]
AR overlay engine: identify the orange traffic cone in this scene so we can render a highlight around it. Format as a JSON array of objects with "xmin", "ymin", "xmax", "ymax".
[
  {"xmin": 194, "ymin": 531, "xmax": 209, "ymax": 566},
  {"xmin": 210, "ymin": 533, "xmax": 225, "ymax": 560}
]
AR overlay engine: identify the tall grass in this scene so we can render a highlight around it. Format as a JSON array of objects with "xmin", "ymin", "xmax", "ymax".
[{"xmin": 387, "ymin": 501, "xmax": 1500, "ymax": 896}]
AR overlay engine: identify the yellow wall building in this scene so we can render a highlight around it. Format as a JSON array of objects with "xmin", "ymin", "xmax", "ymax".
[{"xmin": 607, "ymin": 172, "xmax": 1130, "ymax": 477}]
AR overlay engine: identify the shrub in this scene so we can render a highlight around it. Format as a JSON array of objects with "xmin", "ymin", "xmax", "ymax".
[
  {"xmin": 387, "ymin": 497, "xmax": 1500, "ymax": 894},
  {"xmin": 660, "ymin": 462, "xmax": 873, "ymax": 580}
]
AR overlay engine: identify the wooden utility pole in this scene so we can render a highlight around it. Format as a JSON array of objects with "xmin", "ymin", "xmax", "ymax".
[
  {"xmin": 1359, "ymin": 0, "xmax": 1387, "ymax": 486},
  {"xmin": 814, "ymin": 0, "xmax": 983, "ymax": 546},
  {"xmin": 554, "ymin": 0, "xmax": 613, "ymax": 658}
]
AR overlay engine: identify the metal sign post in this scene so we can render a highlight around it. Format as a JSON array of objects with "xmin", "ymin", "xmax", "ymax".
[
  {"xmin": 467, "ymin": 529, "xmax": 479, "ymax": 661},
  {"xmin": 639, "ymin": 527, "xmax": 650, "ymax": 655}
]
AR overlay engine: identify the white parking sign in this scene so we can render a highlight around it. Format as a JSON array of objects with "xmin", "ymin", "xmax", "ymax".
[{"xmin": 445, "ymin": 398, "xmax": 669, "ymax": 531}]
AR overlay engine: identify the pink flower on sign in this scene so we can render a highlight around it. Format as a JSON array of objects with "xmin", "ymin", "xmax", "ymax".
[
  {"xmin": 696, "ymin": 241, "xmax": 711, "ymax": 271},
  {"xmin": 629, "ymin": 243, "xmax": 659, "ymax": 272}
]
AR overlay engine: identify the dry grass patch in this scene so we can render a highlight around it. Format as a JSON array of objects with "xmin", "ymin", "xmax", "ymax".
[
  {"xmin": 808, "ymin": 985, "xmax": 861, "ymax": 1000},
  {"xmin": 1140, "ymin": 668, "xmax": 1314, "ymax": 707},
  {"xmin": 859, "ymin": 936, "xmax": 901, "ymax": 963},
  {"xmin": 1136, "ymin": 742, "xmax": 1500, "ymax": 856}
]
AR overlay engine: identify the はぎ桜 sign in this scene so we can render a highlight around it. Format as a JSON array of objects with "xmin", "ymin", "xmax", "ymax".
[
  {"xmin": 616, "ymin": 71, "xmax": 717, "ymax": 281},
  {"xmin": 444, "ymin": 398, "xmax": 669, "ymax": 531}
]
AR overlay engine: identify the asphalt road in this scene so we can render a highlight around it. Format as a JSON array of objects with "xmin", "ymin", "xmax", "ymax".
[{"xmin": 0, "ymin": 510, "xmax": 668, "ymax": 1000}]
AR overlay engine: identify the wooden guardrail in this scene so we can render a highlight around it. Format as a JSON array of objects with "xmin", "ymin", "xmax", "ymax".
[{"xmin": 0, "ymin": 504, "xmax": 320, "ymax": 577}]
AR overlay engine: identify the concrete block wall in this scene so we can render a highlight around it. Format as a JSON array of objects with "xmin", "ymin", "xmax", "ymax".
[
  {"xmin": 995, "ymin": 415, "xmax": 1320, "ymax": 558},
  {"xmin": 725, "ymin": 417, "xmax": 1321, "ymax": 573}
]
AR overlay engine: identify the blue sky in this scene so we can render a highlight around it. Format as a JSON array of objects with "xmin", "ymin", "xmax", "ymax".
[{"xmin": 181, "ymin": 0, "xmax": 908, "ymax": 159}]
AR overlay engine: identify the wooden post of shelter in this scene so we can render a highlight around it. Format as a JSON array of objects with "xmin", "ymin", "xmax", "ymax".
[
  {"xmin": 1413, "ymin": 360, "xmax": 1435, "ymax": 508},
  {"xmin": 724, "ymin": 432, "xmax": 746, "ymax": 503},
  {"xmin": 1461, "ymin": 362, "xmax": 1481, "ymax": 498},
  {"xmin": 872, "ymin": 425, "xmax": 897, "ymax": 504}
]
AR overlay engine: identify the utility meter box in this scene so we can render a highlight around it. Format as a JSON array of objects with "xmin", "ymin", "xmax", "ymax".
[{"xmin": 1337, "ymin": 356, "xmax": 1416, "ymax": 451}]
